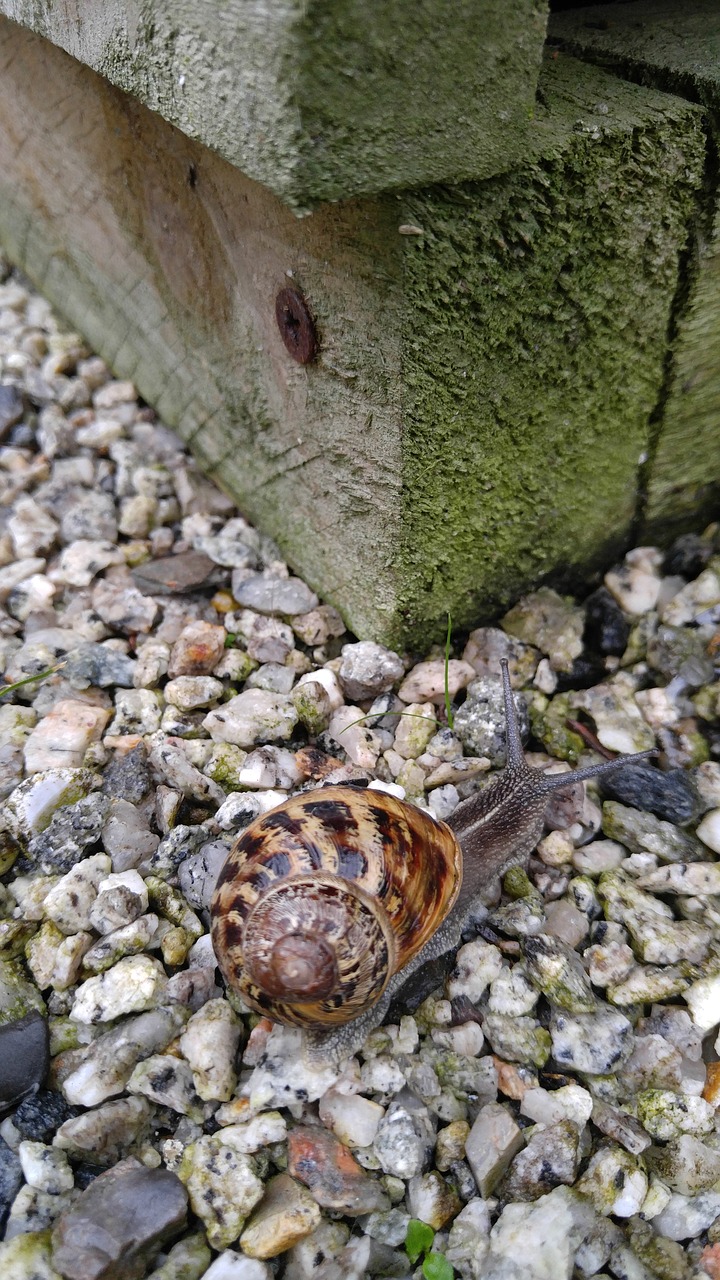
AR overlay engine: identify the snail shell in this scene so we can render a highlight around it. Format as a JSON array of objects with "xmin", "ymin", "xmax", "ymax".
[{"xmin": 210, "ymin": 785, "xmax": 462, "ymax": 1029}]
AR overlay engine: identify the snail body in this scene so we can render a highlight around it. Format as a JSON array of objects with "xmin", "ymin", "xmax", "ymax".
[{"xmin": 211, "ymin": 660, "xmax": 654, "ymax": 1059}]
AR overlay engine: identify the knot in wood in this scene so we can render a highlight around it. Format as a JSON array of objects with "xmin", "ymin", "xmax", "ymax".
[{"xmin": 275, "ymin": 287, "xmax": 318, "ymax": 364}]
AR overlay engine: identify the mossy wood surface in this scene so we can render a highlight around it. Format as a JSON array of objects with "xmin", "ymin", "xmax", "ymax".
[
  {"xmin": 551, "ymin": 1, "xmax": 720, "ymax": 540},
  {"xmin": 0, "ymin": 22, "xmax": 705, "ymax": 645},
  {"xmin": 0, "ymin": 0, "xmax": 547, "ymax": 209}
]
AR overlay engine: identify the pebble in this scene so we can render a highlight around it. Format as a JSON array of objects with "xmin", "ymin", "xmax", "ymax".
[
  {"xmin": 601, "ymin": 803, "xmax": 704, "ymax": 863},
  {"xmin": 101, "ymin": 800, "xmax": 159, "ymax": 871},
  {"xmin": 407, "ymin": 1169, "xmax": 461, "ymax": 1229},
  {"xmin": 0, "ymin": 1136, "xmax": 23, "ymax": 1234},
  {"xmin": 200, "ymin": 1253, "xmax": 270, "ymax": 1280},
  {"xmin": 61, "ymin": 1006, "xmax": 188, "ymax": 1106},
  {"xmin": 51, "ymin": 1158, "xmax": 188, "ymax": 1280},
  {"xmin": 520, "ymin": 1084, "xmax": 593, "ymax": 1129},
  {"xmin": 54, "ymin": 1096, "xmax": 153, "ymax": 1166},
  {"xmin": 166, "ymin": 620, "xmax": 226, "ymax": 677},
  {"xmin": 43, "ymin": 854, "xmax": 111, "ymax": 934},
  {"xmin": 239, "ymin": 1172, "xmax": 322, "ymax": 1259},
  {"xmin": 177, "ymin": 841, "xmax": 229, "ymax": 911},
  {"xmin": 203, "ymin": 689, "xmax": 298, "ymax": 747},
  {"xmin": 488, "ymin": 1186, "xmax": 577, "ymax": 1277},
  {"xmin": 215, "ymin": 1113, "xmax": 287, "ymax": 1153},
  {"xmin": 502, "ymin": 587, "xmax": 585, "ymax": 672},
  {"xmin": 0, "ymin": 1011, "xmax": 49, "ymax": 1112},
  {"xmin": 127, "ymin": 1056, "xmax": 203, "ymax": 1120},
  {"xmin": 288, "ymin": 1125, "xmax": 390, "ymax": 1214},
  {"xmin": 576, "ymin": 1145, "xmax": 648, "ymax": 1217},
  {"xmin": 583, "ymin": 586, "xmax": 630, "ymax": 656},
  {"xmin": 13, "ymin": 1090, "xmax": 78, "ymax": 1144},
  {"xmin": 523, "ymin": 935, "xmax": 596, "ymax": 1013},
  {"xmin": 318, "ymin": 1090, "xmax": 385, "ymax": 1149},
  {"xmin": 652, "ymin": 1190, "xmax": 720, "ymax": 1241},
  {"xmin": 162, "ymin": 676, "xmax": 224, "ymax": 710},
  {"xmin": 178, "ymin": 999, "xmax": 240, "ymax": 1102},
  {"xmin": 328, "ymin": 705, "xmax": 382, "ymax": 768},
  {"xmin": 23, "ymin": 700, "xmax": 109, "ymax": 773},
  {"xmin": 696, "ymin": 809, "xmax": 720, "ymax": 854},
  {"xmin": 550, "ymin": 1008, "xmax": 632, "ymax": 1074},
  {"xmin": 242, "ymin": 1026, "xmax": 340, "ymax": 1112},
  {"xmin": 397, "ymin": 659, "xmax": 475, "ymax": 705},
  {"xmin": 18, "ymin": 1139, "xmax": 73, "ymax": 1193},
  {"xmin": 63, "ymin": 643, "xmax": 137, "ymax": 690},
  {"xmin": 599, "ymin": 764, "xmax": 698, "ymax": 825},
  {"xmin": 683, "ymin": 972, "xmax": 720, "ymax": 1032},
  {"xmin": 178, "ymin": 1134, "xmax": 264, "ymax": 1250},
  {"xmin": 453, "ymin": 675, "xmax": 530, "ymax": 764},
  {"xmin": 447, "ymin": 938, "xmax": 504, "ymax": 1002},
  {"xmin": 373, "ymin": 1097, "xmax": 435, "ymax": 1180},
  {"xmin": 636, "ymin": 1089, "xmax": 715, "ymax": 1140},
  {"xmin": 70, "ymin": 955, "xmax": 167, "ymax": 1024},
  {"xmin": 337, "ymin": 641, "xmax": 404, "ymax": 701},
  {"xmin": 464, "ymin": 1102, "xmax": 524, "ymax": 1197},
  {"xmin": 131, "ymin": 551, "xmax": 219, "ymax": 595},
  {"xmin": 233, "ymin": 574, "xmax": 319, "ymax": 616},
  {"xmin": 503, "ymin": 1119, "xmax": 581, "ymax": 1201},
  {"xmin": 52, "ymin": 539, "xmax": 125, "ymax": 587}
]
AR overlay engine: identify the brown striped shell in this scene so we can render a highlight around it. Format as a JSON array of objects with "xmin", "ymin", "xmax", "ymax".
[{"xmin": 210, "ymin": 785, "xmax": 462, "ymax": 1029}]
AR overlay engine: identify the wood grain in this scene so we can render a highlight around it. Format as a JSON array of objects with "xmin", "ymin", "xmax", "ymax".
[
  {"xmin": 0, "ymin": 0, "xmax": 547, "ymax": 207},
  {"xmin": 0, "ymin": 21, "xmax": 706, "ymax": 643}
]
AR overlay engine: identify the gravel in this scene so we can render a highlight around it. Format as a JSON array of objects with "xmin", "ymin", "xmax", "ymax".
[{"xmin": 2, "ymin": 271, "xmax": 720, "ymax": 1277}]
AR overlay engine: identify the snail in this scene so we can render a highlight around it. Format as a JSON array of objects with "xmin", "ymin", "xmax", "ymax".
[{"xmin": 211, "ymin": 659, "xmax": 653, "ymax": 1059}]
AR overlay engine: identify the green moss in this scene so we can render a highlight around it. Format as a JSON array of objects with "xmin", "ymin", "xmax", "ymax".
[
  {"xmin": 0, "ymin": 957, "xmax": 45, "ymax": 1026},
  {"xmin": 0, "ymin": 1227, "xmax": 60, "ymax": 1279},
  {"xmin": 392, "ymin": 54, "xmax": 705, "ymax": 648},
  {"xmin": 204, "ymin": 743, "xmax": 249, "ymax": 790},
  {"xmin": 503, "ymin": 867, "xmax": 538, "ymax": 902},
  {"xmin": 530, "ymin": 693, "xmax": 585, "ymax": 765}
]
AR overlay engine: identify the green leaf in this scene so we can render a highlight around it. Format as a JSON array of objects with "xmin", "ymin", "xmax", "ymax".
[
  {"xmin": 423, "ymin": 1252, "xmax": 455, "ymax": 1280},
  {"xmin": 444, "ymin": 612, "xmax": 454, "ymax": 730},
  {"xmin": 405, "ymin": 1219, "xmax": 435, "ymax": 1264}
]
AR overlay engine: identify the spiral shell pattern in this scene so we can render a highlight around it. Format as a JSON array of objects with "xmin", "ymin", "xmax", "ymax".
[{"xmin": 211, "ymin": 785, "xmax": 462, "ymax": 1028}]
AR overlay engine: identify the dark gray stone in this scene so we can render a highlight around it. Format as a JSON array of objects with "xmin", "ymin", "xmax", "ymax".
[
  {"xmin": 131, "ymin": 552, "xmax": 221, "ymax": 596},
  {"xmin": 64, "ymin": 643, "xmax": 137, "ymax": 690},
  {"xmin": 599, "ymin": 765, "xmax": 699, "ymax": 825},
  {"xmin": 27, "ymin": 794, "xmax": 111, "ymax": 872},
  {"xmin": 583, "ymin": 586, "xmax": 631, "ymax": 657},
  {"xmin": 101, "ymin": 743, "xmax": 152, "ymax": 804},
  {"xmin": 0, "ymin": 383, "xmax": 25, "ymax": 438},
  {"xmin": 0, "ymin": 1135, "xmax": 23, "ymax": 1233},
  {"xmin": 0, "ymin": 1010, "xmax": 48, "ymax": 1113},
  {"xmin": 663, "ymin": 534, "xmax": 712, "ymax": 580},
  {"xmin": 51, "ymin": 1158, "xmax": 188, "ymax": 1280},
  {"xmin": 14, "ymin": 1088, "xmax": 80, "ymax": 1143}
]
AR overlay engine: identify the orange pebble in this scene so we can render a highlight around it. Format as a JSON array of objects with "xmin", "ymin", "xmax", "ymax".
[
  {"xmin": 700, "ymin": 1244, "xmax": 720, "ymax": 1278},
  {"xmin": 703, "ymin": 1061, "xmax": 720, "ymax": 1106},
  {"xmin": 211, "ymin": 590, "xmax": 238, "ymax": 614}
]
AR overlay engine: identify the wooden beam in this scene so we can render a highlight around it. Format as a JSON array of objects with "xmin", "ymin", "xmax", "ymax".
[
  {"xmin": 0, "ymin": 1, "xmax": 548, "ymax": 208},
  {"xmin": 552, "ymin": 0, "xmax": 720, "ymax": 541},
  {"xmin": 0, "ymin": 22, "xmax": 706, "ymax": 644}
]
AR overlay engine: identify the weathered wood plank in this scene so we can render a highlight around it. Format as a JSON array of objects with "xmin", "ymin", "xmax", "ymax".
[
  {"xmin": 0, "ymin": 1, "xmax": 548, "ymax": 208},
  {"xmin": 0, "ymin": 22, "xmax": 706, "ymax": 645},
  {"xmin": 551, "ymin": 1, "xmax": 720, "ymax": 540}
]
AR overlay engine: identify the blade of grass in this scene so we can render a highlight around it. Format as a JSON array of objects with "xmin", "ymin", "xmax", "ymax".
[
  {"xmin": 444, "ymin": 612, "xmax": 454, "ymax": 730},
  {"xmin": 0, "ymin": 661, "xmax": 65, "ymax": 699}
]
